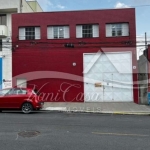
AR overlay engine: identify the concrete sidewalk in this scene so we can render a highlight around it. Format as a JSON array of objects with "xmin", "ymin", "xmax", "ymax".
[{"xmin": 42, "ymin": 102, "xmax": 150, "ymax": 115}]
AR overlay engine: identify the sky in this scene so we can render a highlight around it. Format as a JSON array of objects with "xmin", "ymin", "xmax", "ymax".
[{"xmin": 35, "ymin": 0, "xmax": 150, "ymax": 58}]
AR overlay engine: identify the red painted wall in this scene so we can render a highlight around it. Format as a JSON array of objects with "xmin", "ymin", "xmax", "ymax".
[{"xmin": 12, "ymin": 8, "xmax": 138, "ymax": 103}]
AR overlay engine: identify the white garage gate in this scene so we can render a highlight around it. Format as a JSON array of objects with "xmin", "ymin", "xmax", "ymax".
[{"xmin": 83, "ymin": 52, "xmax": 133, "ymax": 102}]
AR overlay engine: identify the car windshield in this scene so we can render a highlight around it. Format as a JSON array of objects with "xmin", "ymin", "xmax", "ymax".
[{"xmin": 0, "ymin": 89, "xmax": 11, "ymax": 95}]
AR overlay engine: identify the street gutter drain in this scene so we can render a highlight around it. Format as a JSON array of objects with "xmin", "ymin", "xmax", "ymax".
[{"xmin": 18, "ymin": 131, "xmax": 40, "ymax": 138}]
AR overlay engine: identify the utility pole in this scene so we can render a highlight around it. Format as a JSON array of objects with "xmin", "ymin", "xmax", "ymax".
[{"xmin": 145, "ymin": 32, "xmax": 147, "ymax": 49}]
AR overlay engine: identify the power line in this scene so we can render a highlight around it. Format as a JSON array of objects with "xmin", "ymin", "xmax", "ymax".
[
  {"xmin": 1, "ymin": 44, "xmax": 149, "ymax": 49},
  {"xmin": 1, "ymin": 41, "xmax": 150, "ymax": 44},
  {"xmin": 133, "ymin": 4, "xmax": 150, "ymax": 7}
]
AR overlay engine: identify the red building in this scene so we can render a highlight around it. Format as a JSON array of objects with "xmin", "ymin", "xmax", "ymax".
[{"xmin": 12, "ymin": 8, "xmax": 139, "ymax": 103}]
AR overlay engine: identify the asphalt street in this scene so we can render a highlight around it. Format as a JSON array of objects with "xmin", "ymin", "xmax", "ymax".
[{"xmin": 0, "ymin": 112, "xmax": 150, "ymax": 150}]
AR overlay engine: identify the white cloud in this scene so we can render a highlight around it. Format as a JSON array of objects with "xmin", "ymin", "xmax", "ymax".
[
  {"xmin": 56, "ymin": 4, "xmax": 65, "ymax": 9},
  {"xmin": 115, "ymin": 2, "xmax": 130, "ymax": 8}
]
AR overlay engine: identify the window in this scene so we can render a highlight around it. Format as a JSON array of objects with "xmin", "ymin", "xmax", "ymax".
[
  {"xmin": 0, "ymin": 14, "xmax": 6, "ymax": 25},
  {"xmin": 13, "ymin": 89, "xmax": 27, "ymax": 95},
  {"xmin": 47, "ymin": 26, "xmax": 69, "ymax": 39},
  {"xmin": 0, "ymin": 88, "xmax": 27, "ymax": 95},
  {"xmin": 19, "ymin": 27, "xmax": 41, "ymax": 40},
  {"xmin": 25, "ymin": 27, "xmax": 35, "ymax": 40},
  {"xmin": 53, "ymin": 26, "xmax": 64, "ymax": 39},
  {"xmin": 76, "ymin": 24, "xmax": 99, "ymax": 38},
  {"xmin": 0, "ymin": 40, "xmax": 2, "ymax": 51},
  {"xmin": 82, "ymin": 25, "xmax": 93, "ymax": 38},
  {"xmin": 16, "ymin": 78, "xmax": 27, "ymax": 88},
  {"xmin": 106, "ymin": 23, "xmax": 129, "ymax": 37},
  {"xmin": 0, "ymin": 89, "xmax": 11, "ymax": 95}
]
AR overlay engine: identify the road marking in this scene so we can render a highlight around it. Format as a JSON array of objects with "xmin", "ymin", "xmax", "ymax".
[{"xmin": 92, "ymin": 132, "xmax": 149, "ymax": 137}]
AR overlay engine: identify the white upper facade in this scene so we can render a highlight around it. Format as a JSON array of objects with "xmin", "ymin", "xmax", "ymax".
[
  {"xmin": 0, "ymin": 0, "xmax": 43, "ymax": 38},
  {"xmin": 0, "ymin": 0, "xmax": 43, "ymax": 89},
  {"xmin": 0, "ymin": 0, "xmax": 43, "ymax": 13}
]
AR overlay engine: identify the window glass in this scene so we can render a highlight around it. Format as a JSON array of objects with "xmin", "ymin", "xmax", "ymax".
[
  {"xmin": 25, "ymin": 27, "xmax": 35, "ymax": 40},
  {"xmin": 0, "ymin": 89, "xmax": 11, "ymax": 95},
  {"xmin": 53, "ymin": 26, "xmax": 64, "ymax": 39},
  {"xmin": 59, "ymin": 27, "xmax": 64, "ymax": 38},
  {"xmin": 0, "ymin": 14, "xmax": 6, "ymax": 25},
  {"xmin": 48, "ymin": 26, "xmax": 69, "ymax": 39},
  {"xmin": 106, "ymin": 23, "xmax": 129, "ymax": 37},
  {"xmin": 13, "ymin": 89, "xmax": 27, "ymax": 95},
  {"xmin": 54, "ymin": 27, "xmax": 59, "ymax": 38},
  {"xmin": 116, "ymin": 24, "xmax": 122, "ymax": 36},
  {"xmin": 82, "ymin": 25, "xmax": 93, "ymax": 38},
  {"xmin": 112, "ymin": 25, "xmax": 116, "ymax": 36},
  {"xmin": 111, "ymin": 24, "xmax": 122, "ymax": 36}
]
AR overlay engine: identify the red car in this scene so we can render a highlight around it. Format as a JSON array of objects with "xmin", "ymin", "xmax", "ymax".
[{"xmin": 0, "ymin": 88, "xmax": 44, "ymax": 113}]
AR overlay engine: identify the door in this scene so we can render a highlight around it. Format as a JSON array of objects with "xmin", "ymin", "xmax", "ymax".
[
  {"xmin": 17, "ymin": 78, "xmax": 27, "ymax": 88},
  {"xmin": 84, "ymin": 54, "xmax": 103, "ymax": 102},
  {"xmin": 103, "ymin": 73, "xmax": 113, "ymax": 101},
  {"xmin": 83, "ymin": 52, "xmax": 133, "ymax": 102},
  {"xmin": 0, "ymin": 88, "xmax": 27, "ymax": 108},
  {"xmin": 0, "ymin": 88, "xmax": 12, "ymax": 108},
  {"xmin": 5, "ymin": 88, "xmax": 28, "ymax": 108}
]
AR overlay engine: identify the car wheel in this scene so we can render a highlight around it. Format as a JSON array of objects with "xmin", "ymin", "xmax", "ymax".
[{"xmin": 22, "ymin": 103, "xmax": 33, "ymax": 114}]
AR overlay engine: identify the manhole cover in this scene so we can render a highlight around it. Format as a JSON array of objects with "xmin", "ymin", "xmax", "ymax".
[{"xmin": 18, "ymin": 131, "xmax": 40, "ymax": 138}]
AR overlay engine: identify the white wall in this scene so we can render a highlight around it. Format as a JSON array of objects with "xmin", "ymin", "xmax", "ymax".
[
  {"xmin": 6, "ymin": 14, "xmax": 12, "ymax": 37},
  {"xmin": 0, "ymin": 13, "xmax": 12, "ymax": 88},
  {"xmin": 22, "ymin": 0, "xmax": 34, "ymax": 13},
  {"xmin": 0, "ymin": 13, "xmax": 13, "ymax": 88},
  {"xmin": 35, "ymin": 2, "xmax": 43, "ymax": 12},
  {"xmin": 0, "ymin": 0, "xmax": 41, "ymax": 89},
  {"xmin": 0, "ymin": 38, "xmax": 12, "ymax": 88},
  {"xmin": 0, "ymin": 0, "xmax": 20, "ymax": 11},
  {"xmin": 0, "ymin": 0, "xmax": 35, "ymax": 13}
]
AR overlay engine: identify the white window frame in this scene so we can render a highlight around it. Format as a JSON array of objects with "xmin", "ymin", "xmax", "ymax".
[
  {"xmin": 106, "ymin": 23, "xmax": 129, "ymax": 37},
  {"xmin": 19, "ymin": 27, "xmax": 41, "ymax": 40},
  {"xmin": 76, "ymin": 24, "xmax": 99, "ymax": 38},
  {"xmin": 47, "ymin": 26, "xmax": 70, "ymax": 39}
]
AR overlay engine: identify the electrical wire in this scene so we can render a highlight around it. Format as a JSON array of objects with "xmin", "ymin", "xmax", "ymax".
[{"xmin": 133, "ymin": 4, "xmax": 150, "ymax": 7}]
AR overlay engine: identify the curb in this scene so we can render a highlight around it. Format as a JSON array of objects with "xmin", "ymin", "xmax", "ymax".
[
  {"xmin": 42, "ymin": 108, "xmax": 150, "ymax": 115},
  {"xmin": 112, "ymin": 112, "xmax": 150, "ymax": 115}
]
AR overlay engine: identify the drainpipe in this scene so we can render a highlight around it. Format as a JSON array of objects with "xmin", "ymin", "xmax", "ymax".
[
  {"xmin": 145, "ymin": 32, "xmax": 147, "ymax": 49},
  {"xmin": 20, "ymin": 0, "xmax": 23, "ymax": 13}
]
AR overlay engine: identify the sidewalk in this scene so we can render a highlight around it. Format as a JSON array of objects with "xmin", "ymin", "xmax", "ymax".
[{"xmin": 42, "ymin": 102, "xmax": 150, "ymax": 115}]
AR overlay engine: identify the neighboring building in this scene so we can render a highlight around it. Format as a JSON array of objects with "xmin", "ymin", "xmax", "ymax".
[
  {"xmin": 138, "ymin": 45, "xmax": 150, "ymax": 104},
  {"xmin": 0, "ymin": 0, "xmax": 43, "ymax": 89},
  {"xmin": 12, "ymin": 8, "xmax": 139, "ymax": 103}
]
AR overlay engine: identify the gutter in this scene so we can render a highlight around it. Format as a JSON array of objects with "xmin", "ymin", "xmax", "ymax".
[{"xmin": 20, "ymin": 0, "xmax": 23, "ymax": 13}]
